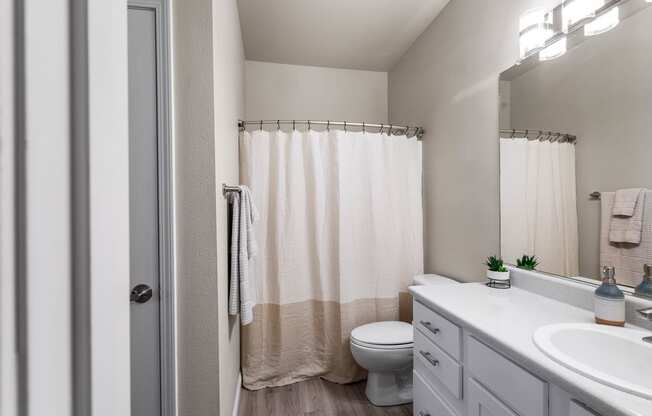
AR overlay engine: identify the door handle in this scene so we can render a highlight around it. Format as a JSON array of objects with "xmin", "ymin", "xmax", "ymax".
[
  {"xmin": 131, "ymin": 284, "xmax": 153, "ymax": 304},
  {"xmin": 419, "ymin": 350, "xmax": 439, "ymax": 367},
  {"xmin": 419, "ymin": 320, "xmax": 440, "ymax": 335}
]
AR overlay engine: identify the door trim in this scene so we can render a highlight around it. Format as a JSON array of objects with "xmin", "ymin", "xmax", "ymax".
[{"xmin": 128, "ymin": 1, "xmax": 177, "ymax": 415}]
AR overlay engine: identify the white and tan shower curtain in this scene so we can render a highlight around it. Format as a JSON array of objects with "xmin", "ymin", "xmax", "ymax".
[
  {"xmin": 500, "ymin": 138, "xmax": 579, "ymax": 276},
  {"xmin": 239, "ymin": 128, "xmax": 423, "ymax": 390}
]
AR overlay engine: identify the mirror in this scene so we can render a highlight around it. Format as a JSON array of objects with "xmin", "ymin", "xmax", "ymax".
[{"xmin": 499, "ymin": 0, "xmax": 652, "ymax": 288}]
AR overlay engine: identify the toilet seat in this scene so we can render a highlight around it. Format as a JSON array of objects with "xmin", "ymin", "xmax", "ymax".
[{"xmin": 350, "ymin": 321, "xmax": 413, "ymax": 350}]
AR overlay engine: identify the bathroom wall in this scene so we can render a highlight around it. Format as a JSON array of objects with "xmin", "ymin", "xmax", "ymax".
[
  {"xmin": 245, "ymin": 60, "xmax": 388, "ymax": 123},
  {"xmin": 509, "ymin": 6, "xmax": 652, "ymax": 279},
  {"xmin": 388, "ymin": 0, "xmax": 559, "ymax": 282},
  {"xmin": 173, "ymin": 0, "xmax": 244, "ymax": 415}
]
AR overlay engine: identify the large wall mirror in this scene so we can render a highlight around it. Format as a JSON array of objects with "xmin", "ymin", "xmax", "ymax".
[{"xmin": 499, "ymin": 0, "xmax": 652, "ymax": 288}]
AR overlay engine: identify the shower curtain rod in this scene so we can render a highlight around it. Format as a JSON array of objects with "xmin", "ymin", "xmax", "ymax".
[
  {"xmin": 238, "ymin": 119, "xmax": 424, "ymax": 139},
  {"xmin": 500, "ymin": 129, "xmax": 576, "ymax": 143}
]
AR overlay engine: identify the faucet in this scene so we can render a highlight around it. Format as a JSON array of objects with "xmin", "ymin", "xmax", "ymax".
[
  {"xmin": 638, "ymin": 307, "xmax": 652, "ymax": 320},
  {"xmin": 637, "ymin": 308, "xmax": 652, "ymax": 344}
]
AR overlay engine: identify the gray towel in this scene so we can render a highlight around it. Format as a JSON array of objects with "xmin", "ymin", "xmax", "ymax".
[
  {"xmin": 227, "ymin": 185, "xmax": 259, "ymax": 325},
  {"xmin": 609, "ymin": 188, "xmax": 646, "ymax": 244}
]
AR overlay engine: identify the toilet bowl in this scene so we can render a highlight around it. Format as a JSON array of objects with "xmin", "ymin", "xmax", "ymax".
[{"xmin": 350, "ymin": 274, "xmax": 459, "ymax": 406}]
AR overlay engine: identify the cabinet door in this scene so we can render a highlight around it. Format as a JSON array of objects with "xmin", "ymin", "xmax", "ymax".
[{"xmin": 468, "ymin": 378, "xmax": 519, "ymax": 416}]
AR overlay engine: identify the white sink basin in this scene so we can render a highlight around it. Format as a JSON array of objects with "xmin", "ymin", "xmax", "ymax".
[{"xmin": 533, "ymin": 323, "xmax": 652, "ymax": 399}]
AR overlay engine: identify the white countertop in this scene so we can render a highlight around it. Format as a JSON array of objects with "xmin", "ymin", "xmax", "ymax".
[{"xmin": 409, "ymin": 283, "xmax": 652, "ymax": 416}]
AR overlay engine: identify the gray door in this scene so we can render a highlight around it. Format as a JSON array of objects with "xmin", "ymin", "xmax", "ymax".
[{"xmin": 128, "ymin": 6, "xmax": 161, "ymax": 416}]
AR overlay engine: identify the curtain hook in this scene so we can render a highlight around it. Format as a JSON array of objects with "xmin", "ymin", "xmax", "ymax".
[
  {"xmin": 344, "ymin": 121, "xmax": 347, "ymax": 132},
  {"xmin": 362, "ymin": 122, "xmax": 366, "ymax": 134},
  {"xmin": 379, "ymin": 124, "xmax": 383, "ymax": 134},
  {"xmin": 259, "ymin": 120, "xmax": 263, "ymax": 131},
  {"xmin": 511, "ymin": 129, "xmax": 516, "ymax": 138},
  {"xmin": 292, "ymin": 120, "xmax": 296, "ymax": 131},
  {"xmin": 308, "ymin": 120, "xmax": 311, "ymax": 131},
  {"xmin": 388, "ymin": 124, "xmax": 393, "ymax": 136},
  {"xmin": 524, "ymin": 129, "xmax": 529, "ymax": 138},
  {"xmin": 327, "ymin": 120, "xmax": 330, "ymax": 132},
  {"xmin": 277, "ymin": 120, "xmax": 280, "ymax": 130},
  {"xmin": 405, "ymin": 126, "xmax": 410, "ymax": 137}
]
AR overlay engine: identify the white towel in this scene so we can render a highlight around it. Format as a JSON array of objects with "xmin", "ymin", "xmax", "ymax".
[
  {"xmin": 612, "ymin": 188, "xmax": 643, "ymax": 217},
  {"xmin": 609, "ymin": 188, "xmax": 645, "ymax": 244},
  {"xmin": 601, "ymin": 191, "xmax": 652, "ymax": 286},
  {"xmin": 227, "ymin": 185, "xmax": 259, "ymax": 325}
]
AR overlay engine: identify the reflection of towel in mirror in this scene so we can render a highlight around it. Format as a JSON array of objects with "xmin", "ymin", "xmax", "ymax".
[
  {"xmin": 609, "ymin": 188, "xmax": 645, "ymax": 244},
  {"xmin": 601, "ymin": 191, "xmax": 652, "ymax": 287}
]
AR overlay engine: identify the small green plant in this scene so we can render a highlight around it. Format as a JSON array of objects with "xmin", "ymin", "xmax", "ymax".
[
  {"xmin": 485, "ymin": 255, "xmax": 507, "ymax": 272},
  {"xmin": 516, "ymin": 255, "xmax": 539, "ymax": 270}
]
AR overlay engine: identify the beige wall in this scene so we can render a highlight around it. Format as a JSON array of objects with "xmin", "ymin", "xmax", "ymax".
[
  {"xmin": 173, "ymin": 0, "xmax": 244, "ymax": 415},
  {"xmin": 508, "ymin": 6, "xmax": 652, "ymax": 280},
  {"xmin": 388, "ymin": 0, "xmax": 558, "ymax": 282},
  {"xmin": 212, "ymin": 0, "xmax": 245, "ymax": 414},
  {"xmin": 245, "ymin": 60, "xmax": 388, "ymax": 122}
]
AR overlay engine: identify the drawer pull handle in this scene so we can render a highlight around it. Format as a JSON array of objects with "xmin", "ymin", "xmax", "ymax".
[
  {"xmin": 419, "ymin": 320, "xmax": 440, "ymax": 335},
  {"xmin": 419, "ymin": 350, "xmax": 439, "ymax": 367},
  {"xmin": 418, "ymin": 412, "xmax": 431, "ymax": 416}
]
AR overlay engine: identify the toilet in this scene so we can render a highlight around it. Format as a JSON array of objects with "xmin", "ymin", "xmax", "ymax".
[{"xmin": 350, "ymin": 274, "xmax": 459, "ymax": 406}]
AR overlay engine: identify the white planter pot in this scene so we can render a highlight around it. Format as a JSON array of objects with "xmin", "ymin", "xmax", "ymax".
[{"xmin": 487, "ymin": 270, "xmax": 510, "ymax": 281}]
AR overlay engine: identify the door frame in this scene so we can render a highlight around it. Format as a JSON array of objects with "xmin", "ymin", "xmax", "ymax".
[{"xmin": 128, "ymin": 1, "xmax": 177, "ymax": 415}]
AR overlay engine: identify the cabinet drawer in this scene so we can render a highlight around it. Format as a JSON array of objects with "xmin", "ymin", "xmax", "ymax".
[
  {"xmin": 415, "ymin": 328, "xmax": 463, "ymax": 399},
  {"xmin": 414, "ymin": 301, "xmax": 462, "ymax": 361},
  {"xmin": 414, "ymin": 370, "xmax": 457, "ymax": 416},
  {"xmin": 468, "ymin": 378, "xmax": 518, "ymax": 416},
  {"xmin": 467, "ymin": 336, "xmax": 548, "ymax": 416}
]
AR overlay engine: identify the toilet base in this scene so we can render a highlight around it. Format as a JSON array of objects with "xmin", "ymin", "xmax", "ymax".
[{"xmin": 364, "ymin": 367, "xmax": 413, "ymax": 406}]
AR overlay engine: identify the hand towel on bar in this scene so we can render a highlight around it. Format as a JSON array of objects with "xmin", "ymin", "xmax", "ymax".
[
  {"xmin": 612, "ymin": 188, "xmax": 643, "ymax": 217},
  {"xmin": 609, "ymin": 188, "xmax": 645, "ymax": 244},
  {"xmin": 227, "ymin": 185, "xmax": 259, "ymax": 325},
  {"xmin": 601, "ymin": 191, "xmax": 652, "ymax": 286}
]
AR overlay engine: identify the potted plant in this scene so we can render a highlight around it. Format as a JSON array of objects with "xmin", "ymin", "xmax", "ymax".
[
  {"xmin": 516, "ymin": 254, "xmax": 539, "ymax": 271},
  {"xmin": 485, "ymin": 255, "xmax": 510, "ymax": 281}
]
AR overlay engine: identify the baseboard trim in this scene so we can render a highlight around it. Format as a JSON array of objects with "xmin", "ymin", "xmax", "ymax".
[{"xmin": 232, "ymin": 372, "xmax": 242, "ymax": 416}]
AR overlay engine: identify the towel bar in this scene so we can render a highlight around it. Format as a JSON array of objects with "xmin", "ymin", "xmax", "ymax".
[{"xmin": 222, "ymin": 183, "xmax": 241, "ymax": 197}]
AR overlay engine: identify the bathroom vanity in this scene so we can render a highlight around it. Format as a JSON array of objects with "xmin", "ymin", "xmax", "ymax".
[{"xmin": 409, "ymin": 280, "xmax": 652, "ymax": 416}]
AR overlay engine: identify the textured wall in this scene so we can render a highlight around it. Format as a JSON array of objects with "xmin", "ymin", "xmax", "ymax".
[
  {"xmin": 389, "ymin": 0, "xmax": 558, "ymax": 281},
  {"xmin": 245, "ymin": 60, "xmax": 388, "ymax": 123}
]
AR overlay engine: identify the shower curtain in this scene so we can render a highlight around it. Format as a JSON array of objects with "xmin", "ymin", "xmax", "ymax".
[
  {"xmin": 239, "ymin": 128, "xmax": 423, "ymax": 390},
  {"xmin": 500, "ymin": 138, "xmax": 579, "ymax": 276}
]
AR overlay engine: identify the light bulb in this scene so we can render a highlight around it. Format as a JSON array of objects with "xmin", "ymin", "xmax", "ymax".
[
  {"xmin": 519, "ymin": 8, "xmax": 554, "ymax": 59},
  {"xmin": 562, "ymin": 0, "xmax": 604, "ymax": 32},
  {"xmin": 539, "ymin": 37, "xmax": 567, "ymax": 61},
  {"xmin": 584, "ymin": 7, "xmax": 619, "ymax": 36}
]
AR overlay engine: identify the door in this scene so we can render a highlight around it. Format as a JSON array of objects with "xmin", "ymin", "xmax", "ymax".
[
  {"xmin": 129, "ymin": 6, "xmax": 162, "ymax": 416},
  {"xmin": 468, "ymin": 378, "xmax": 520, "ymax": 416}
]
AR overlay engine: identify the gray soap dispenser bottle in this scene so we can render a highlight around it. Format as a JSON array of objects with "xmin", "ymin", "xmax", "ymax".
[
  {"xmin": 594, "ymin": 266, "xmax": 625, "ymax": 326},
  {"xmin": 635, "ymin": 264, "xmax": 652, "ymax": 299}
]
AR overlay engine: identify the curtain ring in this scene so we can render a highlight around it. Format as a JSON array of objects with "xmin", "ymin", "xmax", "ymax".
[
  {"xmin": 405, "ymin": 126, "xmax": 409, "ymax": 137},
  {"xmin": 277, "ymin": 120, "xmax": 280, "ymax": 130},
  {"xmin": 344, "ymin": 121, "xmax": 347, "ymax": 132},
  {"xmin": 535, "ymin": 130, "xmax": 542, "ymax": 140},
  {"xmin": 308, "ymin": 120, "xmax": 311, "ymax": 131},
  {"xmin": 388, "ymin": 124, "xmax": 393, "ymax": 136},
  {"xmin": 511, "ymin": 129, "xmax": 516, "ymax": 138},
  {"xmin": 362, "ymin": 122, "xmax": 366, "ymax": 134},
  {"xmin": 292, "ymin": 120, "xmax": 296, "ymax": 131},
  {"xmin": 327, "ymin": 120, "xmax": 330, "ymax": 132},
  {"xmin": 259, "ymin": 120, "xmax": 263, "ymax": 131},
  {"xmin": 379, "ymin": 124, "xmax": 383, "ymax": 134},
  {"xmin": 524, "ymin": 129, "xmax": 529, "ymax": 138}
]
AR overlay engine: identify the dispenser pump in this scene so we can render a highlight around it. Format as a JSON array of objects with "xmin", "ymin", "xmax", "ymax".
[
  {"xmin": 594, "ymin": 266, "xmax": 625, "ymax": 326},
  {"xmin": 635, "ymin": 264, "xmax": 652, "ymax": 299}
]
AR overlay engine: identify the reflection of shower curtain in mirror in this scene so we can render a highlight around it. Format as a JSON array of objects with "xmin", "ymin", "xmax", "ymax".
[{"xmin": 500, "ymin": 138, "xmax": 579, "ymax": 276}]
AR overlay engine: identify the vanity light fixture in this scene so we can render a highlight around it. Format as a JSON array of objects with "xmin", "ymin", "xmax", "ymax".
[
  {"xmin": 519, "ymin": 8, "xmax": 554, "ymax": 59},
  {"xmin": 584, "ymin": 7, "xmax": 620, "ymax": 35},
  {"xmin": 562, "ymin": 0, "xmax": 604, "ymax": 32},
  {"xmin": 539, "ymin": 36, "xmax": 568, "ymax": 61}
]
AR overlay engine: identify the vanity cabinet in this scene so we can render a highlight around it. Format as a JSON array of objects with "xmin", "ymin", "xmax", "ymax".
[{"xmin": 412, "ymin": 300, "xmax": 603, "ymax": 416}]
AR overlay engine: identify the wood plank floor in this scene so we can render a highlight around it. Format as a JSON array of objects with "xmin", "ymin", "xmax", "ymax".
[{"xmin": 238, "ymin": 378, "xmax": 413, "ymax": 416}]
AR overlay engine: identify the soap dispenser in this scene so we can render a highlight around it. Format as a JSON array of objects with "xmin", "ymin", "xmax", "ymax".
[
  {"xmin": 594, "ymin": 266, "xmax": 625, "ymax": 326},
  {"xmin": 635, "ymin": 264, "xmax": 652, "ymax": 299}
]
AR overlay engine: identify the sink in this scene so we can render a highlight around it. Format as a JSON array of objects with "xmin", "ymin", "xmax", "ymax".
[{"xmin": 533, "ymin": 323, "xmax": 652, "ymax": 399}]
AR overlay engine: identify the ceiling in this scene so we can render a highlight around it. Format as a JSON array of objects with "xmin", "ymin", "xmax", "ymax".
[{"xmin": 237, "ymin": 0, "xmax": 451, "ymax": 72}]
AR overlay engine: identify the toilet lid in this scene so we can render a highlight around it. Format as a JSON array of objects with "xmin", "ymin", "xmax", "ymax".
[{"xmin": 350, "ymin": 321, "xmax": 413, "ymax": 346}]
